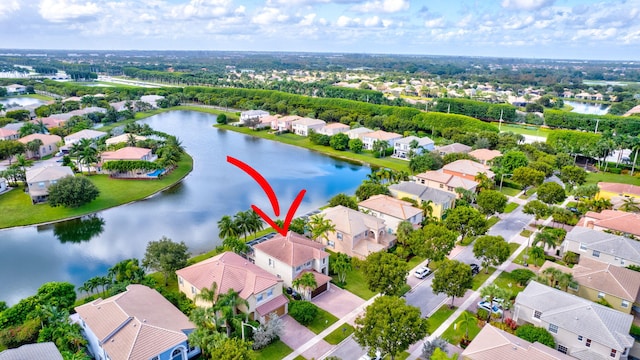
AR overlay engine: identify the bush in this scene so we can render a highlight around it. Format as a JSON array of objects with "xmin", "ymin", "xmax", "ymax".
[
  {"xmin": 510, "ymin": 269, "xmax": 535, "ymax": 286},
  {"xmin": 216, "ymin": 114, "xmax": 228, "ymax": 124},
  {"xmin": 289, "ymin": 301, "xmax": 318, "ymax": 325},
  {"xmin": 476, "ymin": 308, "xmax": 489, "ymax": 320},
  {"xmin": 563, "ymin": 251, "xmax": 579, "ymax": 265},
  {"xmin": 515, "ymin": 324, "xmax": 556, "ymax": 348},
  {"xmin": 631, "ymin": 324, "xmax": 640, "ymax": 341}
]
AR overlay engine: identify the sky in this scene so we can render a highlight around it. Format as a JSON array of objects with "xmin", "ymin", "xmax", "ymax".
[{"xmin": 1, "ymin": 0, "xmax": 639, "ymax": 60}]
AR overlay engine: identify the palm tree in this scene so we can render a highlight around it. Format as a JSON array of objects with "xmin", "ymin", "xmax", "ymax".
[
  {"xmin": 474, "ymin": 173, "xmax": 494, "ymax": 192},
  {"xmin": 532, "ymin": 231, "xmax": 559, "ymax": 251},
  {"xmin": 126, "ymin": 133, "xmax": 138, "ymax": 147},
  {"xmin": 541, "ymin": 267, "xmax": 563, "ymax": 288},
  {"xmin": 78, "ymin": 144, "xmax": 98, "ymax": 175},
  {"xmin": 308, "ymin": 214, "xmax": 336, "ymax": 243},
  {"xmin": 217, "ymin": 215, "xmax": 240, "ymax": 239},
  {"xmin": 215, "ymin": 289, "xmax": 250, "ymax": 337},
  {"xmin": 233, "ymin": 210, "xmax": 252, "ymax": 239},
  {"xmin": 25, "ymin": 139, "xmax": 44, "ymax": 159},
  {"xmin": 15, "ymin": 154, "xmax": 33, "ymax": 175},
  {"xmin": 630, "ymin": 136, "xmax": 640, "ymax": 176},
  {"xmin": 292, "ymin": 272, "xmax": 317, "ymax": 300},
  {"xmin": 556, "ymin": 272, "xmax": 575, "ymax": 292},
  {"xmin": 528, "ymin": 246, "xmax": 545, "ymax": 267},
  {"xmin": 619, "ymin": 197, "xmax": 640, "ymax": 213},
  {"xmin": 372, "ymin": 139, "xmax": 388, "ymax": 157},
  {"xmin": 420, "ymin": 200, "xmax": 435, "ymax": 223},
  {"xmin": 195, "ymin": 282, "xmax": 219, "ymax": 308},
  {"xmin": 34, "ymin": 119, "xmax": 47, "ymax": 134},
  {"xmin": 246, "ymin": 210, "xmax": 264, "ymax": 238},
  {"xmin": 479, "ymin": 284, "xmax": 507, "ymax": 323},
  {"xmin": 456, "ymin": 311, "xmax": 476, "ymax": 343}
]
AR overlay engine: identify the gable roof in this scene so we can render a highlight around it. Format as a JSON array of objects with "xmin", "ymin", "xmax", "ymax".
[
  {"xmin": 565, "ymin": 227, "xmax": 640, "ymax": 264},
  {"xmin": 321, "ymin": 205, "xmax": 387, "ymax": 237},
  {"xmin": 0, "ymin": 128, "xmax": 18, "ymax": 137},
  {"xmin": 253, "ymin": 231, "xmax": 328, "ymax": 267},
  {"xmin": 18, "ymin": 133, "xmax": 61, "ymax": 146},
  {"xmin": 64, "ymin": 129, "xmax": 107, "ymax": 142},
  {"xmin": 176, "ymin": 251, "xmax": 281, "ymax": 300},
  {"xmin": 101, "ymin": 147, "xmax": 152, "ymax": 161},
  {"xmin": 469, "ymin": 148, "xmax": 502, "ymax": 161},
  {"xmin": 578, "ymin": 209, "xmax": 640, "ymax": 237},
  {"xmin": 443, "ymin": 159, "xmax": 495, "ymax": 178},
  {"xmin": 346, "ymin": 127, "xmax": 373, "ymax": 136},
  {"xmin": 358, "ymin": 195, "xmax": 422, "ymax": 220},
  {"xmin": 436, "ymin": 142, "xmax": 472, "ymax": 154},
  {"xmin": 75, "ymin": 285, "xmax": 195, "ymax": 360},
  {"xmin": 389, "ymin": 181, "xmax": 457, "ymax": 204},
  {"xmin": 292, "ymin": 117, "xmax": 326, "ymax": 126},
  {"xmin": 323, "ymin": 122, "xmax": 350, "ymax": 130},
  {"xmin": 105, "ymin": 133, "xmax": 147, "ymax": 146},
  {"xmin": 598, "ymin": 182, "xmax": 640, "ymax": 196},
  {"xmin": 0, "ymin": 342, "xmax": 63, "ymax": 360},
  {"xmin": 395, "ymin": 135, "xmax": 434, "ymax": 147},
  {"xmin": 462, "ymin": 324, "xmax": 577, "ymax": 360},
  {"xmin": 415, "ymin": 170, "xmax": 479, "ymax": 190},
  {"xmin": 515, "ymin": 281, "xmax": 634, "ymax": 351},
  {"xmin": 26, "ymin": 166, "xmax": 74, "ymax": 183},
  {"xmin": 362, "ymin": 130, "xmax": 402, "ymax": 141}
]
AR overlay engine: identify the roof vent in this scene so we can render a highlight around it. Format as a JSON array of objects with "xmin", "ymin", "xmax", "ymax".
[
  {"xmin": 143, "ymin": 319, "xmax": 147, "ymax": 322},
  {"xmin": 575, "ymin": 316, "xmax": 579, "ymax": 320}
]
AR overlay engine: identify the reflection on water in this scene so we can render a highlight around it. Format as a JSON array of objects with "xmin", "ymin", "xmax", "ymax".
[
  {"xmin": 565, "ymin": 101, "xmax": 609, "ymax": 115},
  {"xmin": 53, "ymin": 215, "xmax": 106, "ymax": 243},
  {"xmin": 0, "ymin": 96, "xmax": 47, "ymax": 108}
]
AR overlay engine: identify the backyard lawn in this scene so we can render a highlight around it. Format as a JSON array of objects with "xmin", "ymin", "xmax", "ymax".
[
  {"xmin": 585, "ymin": 172, "xmax": 640, "ymax": 186},
  {"xmin": 499, "ymin": 187, "xmax": 521, "ymax": 197},
  {"xmin": 441, "ymin": 311, "xmax": 482, "ymax": 345}
]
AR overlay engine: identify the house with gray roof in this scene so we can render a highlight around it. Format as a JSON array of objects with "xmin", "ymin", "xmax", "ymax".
[
  {"xmin": 0, "ymin": 342, "xmax": 63, "ymax": 360},
  {"xmin": 392, "ymin": 135, "xmax": 435, "ymax": 160},
  {"xmin": 25, "ymin": 166, "xmax": 74, "ymax": 204},
  {"xmin": 513, "ymin": 281, "xmax": 634, "ymax": 360},
  {"xmin": 435, "ymin": 142, "xmax": 472, "ymax": 156},
  {"xmin": 562, "ymin": 227, "xmax": 640, "ymax": 268},
  {"xmin": 388, "ymin": 181, "xmax": 456, "ymax": 219}
]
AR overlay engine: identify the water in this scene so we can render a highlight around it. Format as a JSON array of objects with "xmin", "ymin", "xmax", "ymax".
[
  {"xmin": 0, "ymin": 96, "xmax": 47, "ymax": 109},
  {"xmin": 565, "ymin": 100, "xmax": 610, "ymax": 115},
  {"xmin": 0, "ymin": 111, "xmax": 369, "ymax": 305}
]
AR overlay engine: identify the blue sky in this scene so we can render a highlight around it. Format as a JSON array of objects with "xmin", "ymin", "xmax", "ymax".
[{"xmin": 1, "ymin": 0, "xmax": 639, "ymax": 60}]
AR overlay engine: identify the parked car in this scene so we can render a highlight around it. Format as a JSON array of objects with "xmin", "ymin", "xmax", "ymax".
[
  {"xmin": 286, "ymin": 287, "xmax": 302, "ymax": 300},
  {"xmin": 477, "ymin": 301, "xmax": 503, "ymax": 316},
  {"xmin": 414, "ymin": 266, "xmax": 431, "ymax": 279},
  {"xmin": 359, "ymin": 350, "xmax": 382, "ymax": 360},
  {"xmin": 482, "ymin": 295, "xmax": 505, "ymax": 307},
  {"xmin": 470, "ymin": 263, "xmax": 480, "ymax": 275},
  {"xmin": 568, "ymin": 207, "xmax": 580, "ymax": 215}
]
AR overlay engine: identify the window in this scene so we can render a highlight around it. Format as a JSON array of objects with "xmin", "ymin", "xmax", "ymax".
[
  {"xmin": 257, "ymin": 293, "xmax": 264, "ymax": 302},
  {"xmin": 439, "ymin": 184, "xmax": 444, "ymax": 188},
  {"xmin": 578, "ymin": 335, "xmax": 583, "ymax": 341},
  {"xmin": 38, "ymin": 182, "xmax": 45, "ymax": 188},
  {"xmin": 568, "ymin": 283, "xmax": 578, "ymax": 291},
  {"xmin": 295, "ymin": 266, "xmax": 301, "ymax": 272},
  {"xmin": 558, "ymin": 345, "xmax": 568, "ymax": 354},
  {"xmin": 593, "ymin": 250, "xmax": 600, "ymax": 257},
  {"xmin": 579, "ymin": 243, "xmax": 587, "ymax": 251},
  {"xmin": 533, "ymin": 310, "xmax": 542, "ymax": 319},
  {"xmin": 327, "ymin": 240, "xmax": 335, "ymax": 247},
  {"xmin": 191, "ymin": 286, "xmax": 196, "ymax": 294},
  {"xmin": 621, "ymin": 300, "xmax": 630, "ymax": 308},
  {"xmin": 337, "ymin": 232, "xmax": 343, "ymax": 240},
  {"xmin": 178, "ymin": 277, "xmax": 183, "ymax": 285},
  {"xmin": 268, "ymin": 258, "xmax": 274, "ymax": 267},
  {"xmin": 548, "ymin": 324, "xmax": 558, "ymax": 333},
  {"xmin": 151, "ymin": 357, "xmax": 159, "ymax": 360},
  {"xmin": 611, "ymin": 349, "xmax": 617, "ymax": 357},
  {"xmin": 598, "ymin": 292, "xmax": 605, "ymax": 299},
  {"xmin": 586, "ymin": 339, "xmax": 592, "ymax": 347},
  {"xmin": 267, "ymin": 288, "xmax": 273, "ymax": 297},
  {"xmin": 447, "ymin": 186, "xmax": 454, "ymax": 191}
]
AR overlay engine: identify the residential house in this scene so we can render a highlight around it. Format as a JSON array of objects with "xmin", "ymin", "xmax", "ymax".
[
  {"xmin": 176, "ymin": 251, "xmax": 288, "ymax": 322},
  {"xmin": 62, "ymin": 96, "xmax": 83, "ymax": 103},
  {"xmin": 25, "ymin": 166, "xmax": 74, "ymax": 203},
  {"xmin": 358, "ymin": 195, "xmax": 423, "ymax": 232},
  {"xmin": 318, "ymin": 122, "xmax": 350, "ymax": 136},
  {"xmin": 461, "ymin": 324, "xmax": 578, "ymax": 360},
  {"xmin": 388, "ymin": 181, "xmax": 456, "ymax": 219},
  {"xmin": 18, "ymin": 133, "xmax": 62, "ymax": 158},
  {"xmin": 435, "ymin": 143, "xmax": 472, "ymax": 156},
  {"xmin": 540, "ymin": 257, "xmax": 640, "ymax": 314},
  {"xmin": 563, "ymin": 90, "xmax": 575, "ymax": 98},
  {"xmin": 443, "ymin": 159, "xmax": 495, "ymax": 181},
  {"xmin": 346, "ymin": 127, "xmax": 373, "ymax": 140},
  {"xmin": 240, "ymin": 110, "xmax": 270, "ymax": 125},
  {"xmin": 320, "ymin": 205, "xmax": 396, "ymax": 259},
  {"xmin": 255, "ymin": 114, "xmax": 280, "ymax": 129},
  {"xmin": 0, "ymin": 342, "xmax": 63, "ymax": 360},
  {"xmin": 101, "ymin": 147, "xmax": 156, "ymax": 162},
  {"xmin": 251, "ymin": 231, "xmax": 331, "ymax": 298},
  {"xmin": 577, "ymin": 210, "xmax": 640, "ymax": 238},
  {"xmin": 74, "ymin": 284, "xmax": 200, "ymax": 360},
  {"xmin": 562, "ymin": 227, "xmax": 640, "ymax": 268},
  {"xmin": 105, "ymin": 133, "xmax": 147, "ymax": 147},
  {"xmin": 513, "ymin": 281, "xmax": 634, "ymax": 360},
  {"xmin": 392, "ymin": 136, "xmax": 435, "ymax": 159},
  {"xmin": 414, "ymin": 170, "xmax": 479, "ymax": 196},
  {"xmin": 597, "ymin": 182, "xmax": 640, "ymax": 202},
  {"xmin": 139, "ymin": 95, "xmax": 164, "ymax": 108},
  {"xmin": 361, "ymin": 130, "xmax": 403, "ymax": 150},
  {"xmin": 5, "ymin": 84, "xmax": 26, "ymax": 95},
  {"xmin": 623, "ymin": 105, "xmax": 640, "ymax": 117},
  {"xmin": 272, "ymin": 115, "xmax": 300, "ymax": 132},
  {"xmin": 468, "ymin": 149, "xmax": 502, "ymax": 166},
  {"xmin": 63, "ymin": 129, "xmax": 107, "ymax": 146},
  {"xmin": 39, "ymin": 117, "xmax": 67, "ymax": 128},
  {"xmin": 292, "ymin": 117, "xmax": 326, "ymax": 136},
  {"xmin": 109, "ymin": 100, "xmax": 129, "ymax": 112},
  {"xmin": 49, "ymin": 107, "xmax": 107, "ymax": 123},
  {"xmin": 0, "ymin": 128, "xmax": 19, "ymax": 141}
]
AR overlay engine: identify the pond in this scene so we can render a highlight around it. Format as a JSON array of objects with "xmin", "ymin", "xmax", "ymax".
[
  {"xmin": 0, "ymin": 111, "xmax": 370, "ymax": 305},
  {"xmin": 565, "ymin": 100, "xmax": 610, "ymax": 115},
  {"xmin": 0, "ymin": 96, "xmax": 47, "ymax": 109}
]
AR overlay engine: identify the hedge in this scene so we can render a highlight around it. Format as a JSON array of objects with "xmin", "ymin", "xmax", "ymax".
[
  {"xmin": 544, "ymin": 109, "xmax": 640, "ymax": 135},
  {"xmin": 433, "ymin": 98, "xmax": 517, "ymax": 122}
]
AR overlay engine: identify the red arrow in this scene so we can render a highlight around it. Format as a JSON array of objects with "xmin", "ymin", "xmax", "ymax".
[{"xmin": 227, "ymin": 156, "xmax": 306, "ymax": 236}]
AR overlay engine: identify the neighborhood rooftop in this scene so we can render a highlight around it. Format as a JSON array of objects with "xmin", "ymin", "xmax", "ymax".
[
  {"xmin": 252, "ymin": 231, "xmax": 328, "ymax": 267},
  {"xmin": 565, "ymin": 227, "xmax": 640, "ymax": 265}
]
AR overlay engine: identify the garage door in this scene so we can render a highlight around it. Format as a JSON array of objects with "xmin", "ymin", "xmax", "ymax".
[{"xmin": 311, "ymin": 283, "xmax": 328, "ymax": 298}]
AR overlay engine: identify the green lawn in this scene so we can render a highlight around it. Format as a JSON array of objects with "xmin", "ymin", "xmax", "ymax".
[
  {"xmin": 519, "ymin": 188, "xmax": 536, "ymax": 199},
  {"xmin": 585, "ymin": 172, "xmax": 640, "ymax": 186},
  {"xmin": 307, "ymin": 307, "xmax": 339, "ymax": 334},
  {"xmin": 493, "ymin": 271, "xmax": 527, "ymax": 299},
  {"xmin": 487, "ymin": 216, "xmax": 500, "ymax": 228},
  {"xmin": 253, "ymin": 340, "xmax": 293, "ymax": 359},
  {"xmin": 441, "ymin": 311, "xmax": 482, "ymax": 345},
  {"xmin": 499, "ymin": 124, "xmax": 550, "ymax": 138},
  {"xmin": 324, "ymin": 324, "xmax": 355, "ymax": 345},
  {"xmin": 332, "ymin": 265, "xmax": 376, "ymax": 300},
  {"xmin": 471, "ymin": 267, "xmax": 496, "ymax": 290},
  {"xmin": 0, "ymin": 154, "xmax": 192, "ymax": 228},
  {"xmin": 428, "ymin": 305, "xmax": 457, "ymax": 333},
  {"xmin": 520, "ymin": 229, "xmax": 532, "ymax": 238},
  {"xmin": 499, "ymin": 187, "xmax": 521, "ymax": 197},
  {"xmin": 504, "ymin": 202, "xmax": 519, "ymax": 213}
]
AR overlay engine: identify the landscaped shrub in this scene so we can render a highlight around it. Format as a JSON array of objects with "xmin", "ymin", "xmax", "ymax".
[
  {"xmin": 563, "ymin": 251, "xmax": 579, "ymax": 265},
  {"xmin": 252, "ymin": 314, "xmax": 283, "ymax": 350},
  {"xmin": 289, "ymin": 301, "xmax": 318, "ymax": 325},
  {"xmin": 476, "ymin": 308, "xmax": 489, "ymax": 320},
  {"xmin": 515, "ymin": 324, "xmax": 556, "ymax": 348},
  {"xmin": 631, "ymin": 325, "xmax": 640, "ymax": 341},
  {"xmin": 510, "ymin": 269, "xmax": 535, "ymax": 286}
]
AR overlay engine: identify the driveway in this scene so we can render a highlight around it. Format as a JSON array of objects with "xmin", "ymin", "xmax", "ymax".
[
  {"xmin": 312, "ymin": 285, "xmax": 365, "ymax": 320},
  {"xmin": 279, "ymin": 315, "xmax": 333, "ymax": 360}
]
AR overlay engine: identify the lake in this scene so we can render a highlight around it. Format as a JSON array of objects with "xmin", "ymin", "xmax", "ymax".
[
  {"xmin": 0, "ymin": 111, "xmax": 370, "ymax": 305},
  {"xmin": 0, "ymin": 96, "xmax": 47, "ymax": 108},
  {"xmin": 565, "ymin": 100, "xmax": 610, "ymax": 115}
]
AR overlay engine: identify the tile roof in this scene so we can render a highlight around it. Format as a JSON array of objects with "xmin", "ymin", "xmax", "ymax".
[
  {"xmin": 0, "ymin": 342, "xmax": 63, "ymax": 360},
  {"xmin": 469, "ymin": 148, "xmax": 502, "ymax": 161},
  {"xmin": 321, "ymin": 205, "xmax": 387, "ymax": 237},
  {"xmin": 255, "ymin": 294, "xmax": 288, "ymax": 317},
  {"xmin": 362, "ymin": 130, "xmax": 403, "ymax": 141},
  {"xmin": 389, "ymin": 181, "xmax": 457, "ymax": 204},
  {"xmin": 0, "ymin": 128, "xmax": 18, "ymax": 137},
  {"xmin": 462, "ymin": 324, "xmax": 577, "ymax": 360},
  {"xmin": 358, "ymin": 194, "xmax": 422, "ymax": 220},
  {"xmin": 64, "ymin": 129, "xmax": 107, "ymax": 141},
  {"xmin": 395, "ymin": 135, "xmax": 434, "ymax": 146},
  {"xmin": 436, "ymin": 142, "xmax": 472, "ymax": 154},
  {"xmin": 515, "ymin": 281, "xmax": 634, "ymax": 351},
  {"xmin": 278, "ymin": 115, "xmax": 302, "ymax": 122},
  {"xmin": 253, "ymin": 231, "xmax": 328, "ymax": 267},
  {"xmin": 598, "ymin": 182, "xmax": 640, "ymax": 196},
  {"xmin": 176, "ymin": 251, "xmax": 281, "ymax": 301},
  {"xmin": 415, "ymin": 170, "xmax": 479, "ymax": 190},
  {"xmin": 565, "ymin": 227, "xmax": 640, "ymax": 264},
  {"xmin": 75, "ymin": 285, "xmax": 195, "ymax": 360},
  {"xmin": 105, "ymin": 133, "xmax": 147, "ymax": 146},
  {"xmin": 101, "ymin": 147, "xmax": 152, "ymax": 161},
  {"xmin": 323, "ymin": 122, "xmax": 350, "ymax": 129},
  {"xmin": 346, "ymin": 127, "xmax": 373, "ymax": 135},
  {"xmin": 578, "ymin": 209, "xmax": 640, "ymax": 237},
  {"xmin": 443, "ymin": 159, "xmax": 495, "ymax": 178},
  {"xmin": 18, "ymin": 133, "xmax": 62, "ymax": 146},
  {"xmin": 292, "ymin": 117, "xmax": 326, "ymax": 126},
  {"xmin": 26, "ymin": 166, "xmax": 74, "ymax": 184}
]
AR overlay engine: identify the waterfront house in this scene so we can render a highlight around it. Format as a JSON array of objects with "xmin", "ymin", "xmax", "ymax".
[
  {"xmin": 361, "ymin": 130, "xmax": 403, "ymax": 150},
  {"xmin": 392, "ymin": 136, "xmax": 435, "ymax": 160},
  {"xmin": 346, "ymin": 127, "xmax": 373, "ymax": 140},
  {"xmin": 25, "ymin": 166, "xmax": 74, "ymax": 203},
  {"xmin": 240, "ymin": 110, "xmax": 270, "ymax": 125},
  {"xmin": 320, "ymin": 205, "xmax": 396, "ymax": 259},
  {"xmin": 139, "ymin": 95, "xmax": 164, "ymax": 108},
  {"xmin": 74, "ymin": 284, "xmax": 200, "ymax": 360},
  {"xmin": 292, "ymin": 117, "xmax": 326, "ymax": 136},
  {"xmin": 561, "ymin": 227, "xmax": 640, "ymax": 268},
  {"xmin": 388, "ymin": 181, "xmax": 456, "ymax": 219},
  {"xmin": 318, "ymin": 122, "xmax": 350, "ymax": 136},
  {"xmin": 64, "ymin": 129, "xmax": 107, "ymax": 146},
  {"xmin": 443, "ymin": 159, "xmax": 495, "ymax": 181},
  {"xmin": 272, "ymin": 115, "xmax": 300, "ymax": 132},
  {"xmin": 18, "ymin": 133, "xmax": 62, "ymax": 158},
  {"xmin": 414, "ymin": 170, "xmax": 479, "ymax": 196},
  {"xmin": 105, "ymin": 133, "xmax": 147, "ymax": 147},
  {"xmin": 435, "ymin": 143, "xmax": 472, "ymax": 156},
  {"xmin": 5, "ymin": 84, "xmax": 26, "ymax": 95},
  {"xmin": 251, "ymin": 231, "xmax": 331, "ymax": 298},
  {"xmin": 176, "ymin": 251, "xmax": 288, "ymax": 322},
  {"xmin": 101, "ymin": 146, "xmax": 156, "ymax": 162},
  {"xmin": 357, "ymin": 194, "xmax": 423, "ymax": 232}
]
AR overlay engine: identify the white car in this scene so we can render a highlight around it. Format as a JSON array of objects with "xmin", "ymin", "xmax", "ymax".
[
  {"xmin": 477, "ymin": 301, "xmax": 503, "ymax": 316},
  {"xmin": 359, "ymin": 350, "xmax": 382, "ymax": 360},
  {"xmin": 414, "ymin": 267, "xmax": 431, "ymax": 279}
]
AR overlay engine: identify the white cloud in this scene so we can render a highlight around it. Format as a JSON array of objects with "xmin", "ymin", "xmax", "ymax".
[
  {"xmin": 336, "ymin": 15, "xmax": 354, "ymax": 27},
  {"xmin": 39, "ymin": 0, "xmax": 99, "ymax": 22},
  {"xmin": 0, "ymin": 0, "xmax": 20, "ymax": 19},
  {"xmin": 299, "ymin": 13, "xmax": 316, "ymax": 26},
  {"xmin": 252, "ymin": 7, "xmax": 290, "ymax": 25},
  {"xmin": 234, "ymin": 6, "xmax": 246, "ymax": 15},
  {"xmin": 424, "ymin": 17, "xmax": 445, "ymax": 28},
  {"xmin": 352, "ymin": 0, "xmax": 409, "ymax": 13},
  {"xmin": 364, "ymin": 16, "xmax": 380, "ymax": 27},
  {"xmin": 502, "ymin": 15, "xmax": 534, "ymax": 30},
  {"xmin": 170, "ymin": 0, "xmax": 233, "ymax": 19},
  {"xmin": 501, "ymin": 0, "xmax": 555, "ymax": 11}
]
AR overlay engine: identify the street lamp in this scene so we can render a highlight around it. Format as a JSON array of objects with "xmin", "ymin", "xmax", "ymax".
[
  {"xmin": 499, "ymin": 173, "xmax": 513, "ymax": 191},
  {"xmin": 241, "ymin": 321, "xmax": 258, "ymax": 341}
]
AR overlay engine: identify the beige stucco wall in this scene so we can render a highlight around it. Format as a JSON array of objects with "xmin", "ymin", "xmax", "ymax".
[{"xmin": 389, "ymin": 188, "xmax": 450, "ymax": 219}]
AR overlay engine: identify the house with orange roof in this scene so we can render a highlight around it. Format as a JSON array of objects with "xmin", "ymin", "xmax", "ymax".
[
  {"xmin": 38, "ymin": 117, "xmax": 67, "ymax": 129},
  {"xmin": 105, "ymin": 133, "xmax": 147, "ymax": 147},
  {"xmin": 357, "ymin": 194, "xmax": 423, "ymax": 232},
  {"xmin": 272, "ymin": 115, "xmax": 301, "ymax": 132},
  {"xmin": 101, "ymin": 147, "xmax": 156, "ymax": 162},
  {"xmin": 577, "ymin": 210, "xmax": 640, "ymax": 238},
  {"xmin": 251, "ymin": 231, "xmax": 331, "ymax": 298},
  {"xmin": 414, "ymin": 170, "xmax": 479, "ymax": 196},
  {"xmin": 0, "ymin": 128, "xmax": 19, "ymax": 141},
  {"xmin": 255, "ymin": 114, "xmax": 280, "ymax": 129},
  {"xmin": 318, "ymin": 122, "xmax": 350, "ymax": 136},
  {"xmin": 292, "ymin": 117, "xmax": 326, "ymax": 136},
  {"xmin": 319, "ymin": 205, "xmax": 396, "ymax": 259},
  {"xmin": 74, "ymin": 284, "xmax": 200, "ymax": 360},
  {"xmin": 18, "ymin": 133, "xmax": 62, "ymax": 158},
  {"xmin": 361, "ymin": 130, "xmax": 403, "ymax": 150},
  {"xmin": 176, "ymin": 251, "xmax": 288, "ymax": 321},
  {"xmin": 597, "ymin": 182, "xmax": 640, "ymax": 202},
  {"xmin": 443, "ymin": 159, "xmax": 495, "ymax": 181},
  {"xmin": 468, "ymin": 148, "xmax": 502, "ymax": 166}
]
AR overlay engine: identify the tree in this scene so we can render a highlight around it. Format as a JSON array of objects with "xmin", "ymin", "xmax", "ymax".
[
  {"xmin": 36, "ymin": 282, "xmax": 77, "ymax": 312},
  {"xmin": 289, "ymin": 301, "xmax": 318, "ymax": 325},
  {"xmin": 289, "ymin": 217, "xmax": 307, "ymax": 234},
  {"xmin": 208, "ymin": 337, "xmax": 255, "ymax": 360},
  {"xmin": 349, "ymin": 138, "xmax": 363, "ymax": 153},
  {"xmin": 372, "ymin": 139, "xmax": 388, "ymax": 157},
  {"xmin": 528, "ymin": 246, "xmax": 545, "ymax": 267},
  {"xmin": 328, "ymin": 193, "xmax": 358, "ymax": 209},
  {"xmin": 574, "ymin": 184, "xmax": 599, "ymax": 199},
  {"xmin": 510, "ymin": 268, "xmax": 535, "ymax": 286},
  {"xmin": 456, "ymin": 311, "xmax": 477, "ymax": 342},
  {"xmin": 25, "ymin": 139, "xmax": 44, "ymax": 159},
  {"xmin": 19, "ymin": 122, "xmax": 39, "ymax": 137},
  {"xmin": 476, "ymin": 190, "xmax": 508, "ymax": 218},
  {"xmin": 479, "ymin": 284, "xmax": 508, "ymax": 322},
  {"xmin": 443, "ymin": 206, "xmax": 488, "ymax": 241},
  {"xmin": 512, "ymin": 167, "xmax": 545, "ymax": 189},
  {"xmin": 292, "ymin": 272, "xmax": 317, "ymax": 300},
  {"xmin": 330, "ymin": 133, "xmax": 349, "ymax": 151},
  {"xmin": 218, "ymin": 215, "xmax": 240, "ymax": 239},
  {"xmin": 559, "ymin": 165, "xmax": 587, "ymax": 188},
  {"xmin": 473, "ymin": 235, "xmax": 510, "ymax": 273},
  {"xmin": 308, "ymin": 213, "xmax": 336, "ymax": 243},
  {"xmin": 331, "ymin": 253, "xmax": 352, "ymax": 285},
  {"xmin": 523, "ymin": 200, "xmax": 550, "ymax": 224},
  {"xmin": 14, "ymin": 154, "xmax": 33, "ymax": 175},
  {"xmin": 222, "ymin": 237, "xmax": 249, "ymax": 255},
  {"xmin": 498, "ymin": 150, "xmax": 529, "ymax": 173},
  {"xmin": 536, "ymin": 182, "xmax": 566, "ymax": 204},
  {"xmin": 107, "ymin": 258, "xmax": 145, "ymax": 284},
  {"xmin": 362, "ymin": 252, "xmax": 409, "ymax": 296},
  {"xmin": 422, "ymin": 337, "xmax": 450, "ymax": 360},
  {"xmin": 354, "ymin": 296, "xmax": 429, "ymax": 360},
  {"xmin": 252, "ymin": 313, "xmax": 283, "ymax": 349},
  {"xmin": 48, "ymin": 176, "xmax": 100, "ymax": 208},
  {"xmin": 515, "ymin": 324, "xmax": 556, "ymax": 348},
  {"xmin": 474, "ymin": 172, "xmax": 494, "ymax": 192},
  {"xmin": 409, "ymin": 152, "xmax": 443, "ymax": 173},
  {"xmin": 0, "ymin": 140, "xmax": 25, "ymax": 165},
  {"xmin": 142, "ymin": 236, "xmax": 189, "ymax": 285},
  {"xmin": 409, "ymin": 224, "xmax": 457, "ymax": 263},
  {"xmin": 216, "ymin": 114, "xmax": 228, "ymax": 124},
  {"xmin": 620, "ymin": 197, "xmax": 640, "ymax": 213},
  {"xmin": 432, "ymin": 260, "xmax": 473, "ymax": 308},
  {"xmin": 355, "ymin": 182, "xmax": 390, "ymax": 201}
]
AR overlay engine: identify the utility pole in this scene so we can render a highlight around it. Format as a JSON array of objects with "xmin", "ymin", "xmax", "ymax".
[
  {"xmin": 447, "ymin": 104, "xmax": 450, "ymax": 114},
  {"xmin": 499, "ymin": 109, "xmax": 504, "ymax": 131},
  {"xmin": 594, "ymin": 118, "xmax": 600, "ymax": 134}
]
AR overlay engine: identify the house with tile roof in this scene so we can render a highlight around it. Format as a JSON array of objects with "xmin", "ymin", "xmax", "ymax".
[
  {"xmin": 435, "ymin": 142, "xmax": 472, "ymax": 156},
  {"xmin": 251, "ymin": 231, "xmax": 331, "ymax": 298},
  {"xmin": 253, "ymin": 114, "xmax": 280, "ymax": 129},
  {"xmin": 105, "ymin": 133, "xmax": 147, "ymax": 147},
  {"xmin": 361, "ymin": 130, "xmax": 403, "ymax": 150},
  {"xmin": 318, "ymin": 122, "xmax": 350, "ymax": 136},
  {"xmin": 0, "ymin": 342, "xmax": 63, "ymax": 360},
  {"xmin": 513, "ymin": 281, "xmax": 634, "ymax": 360},
  {"xmin": 272, "ymin": 115, "xmax": 301, "ymax": 132},
  {"xmin": 346, "ymin": 127, "xmax": 373, "ymax": 140},
  {"xmin": 414, "ymin": 170, "xmax": 479, "ymax": 197},
  {"xmin": 18, "ymin": 133, "xmax": 62, "ymax": 158},
  {"xmin": 461, "ymin": 324, "xmax": 577, "ymax": 360},
  {"xmin": 389, "ymin": 181, "xmax": 456, "ymax": 219},
  {"xmin": 101, "ymin": 147, "xmax": 156, "ymax": 162},
  {"xmin": 139, "ymin": 95, "xmax": 164, "ymax": 108},
  {"xmin": 443, "ymin": 159, "xmax": 495, "ymax": 181},
  {"xmin": 320, "ymin": 205, "xmax": 396, "ymax": 259},
  {"xmin": 392, "ymin": 135, "xmax": 435, "ymax": 160},
  {"xmin": 63, "ymin": 129, "xmax": 107, "ymax": 146},
  {"xmin": 25, "ymin": 166, "xmax": 74, "ymax": 203},
  {"xmin": 176, "ymin": 251, "xmax": 288, "ymax": 322},
  {"xmin": 561, "ymin": 227, "xmax": 640, "ymax": 268},
  {"xmin": 5, "ymin": 84, "xmax": 26, "ymax": 95},
  {"xmin": 0, "ymin": 128, "xmax": 19, "ymax": 141},
  {"xmin": 468, "ymin": 148, "xmax": 502, "ymax": 165},
  {"xmin": 74, "ymin": 284, "xmax": 200, "ymax": 360},
  {"xmin": 577, "ymin": 210, "xmax": 640, "ymax": 238},
  {"xmin": 240, "ymin": 110, "xmax": 270, "ymax": 125},
  {"xmin": 540, "ymin": 257, "xmax": 640, "ymax": 314},
  {"xmin": 292, "ymin": 117, "xmax": 326, "ymax": 136},
  {"xmin": 358, "ymin": 194, "xmax": 423, "ymax": 232},
  {"xmin": 597, "ymin": 182, "xmax": 640, "ymax": 202}
]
